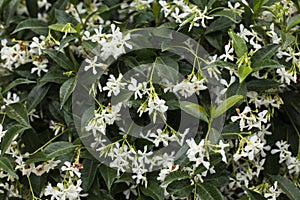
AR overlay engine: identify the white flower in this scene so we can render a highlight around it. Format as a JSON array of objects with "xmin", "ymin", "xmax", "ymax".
[
  {"xmin": 0, "ymin": 124, "xmax": 7, "ymax": 143},
  {"xmin": 103, "ymin": 74, "xmax": 127, "ymax": 97},
  {"xmin": 238, "ymin": 24, "xmax": 252, "ymax": 42},
  {"xmin": 267, "ymin": 23, "xmax": 281, "ymax": 44},
  {"xmin": 29, "ymin": 36, "xmax": 45, "ymax": 56},
  {"xmin": 132, "ymin": 161, "xmax": 147, "ymax": 184},
  {"xmin": 264, "ymin": 181, "xmax": 282, "ymax": 200},
  {"xmin": 231, "ymin": 106, "xmax": 252, "ymax": 131},
  {"xmin": 149, "ymin": 129, "xmax": 174, "ymax": 147},
  {"xmin": 143, "ymin": 96, "xmax": 168, "ymax": 123},
  {"xmin": 219, "ymin": 42, "xmax": 234, "ymax": 61},
  {"xmin": 84, "ymin": 56, "xmax": 105, "ymax": 75},
  {"xmin": 271, "ymin": 140, "xmax": 292, "ymax": 163},
  {"xmin": 61, "ymin": 161, "xmax": 81, "ymax": 178},
  {"xmin": 215, "ymin": 140, "xmax": 230, "ymax": 163},
  {"xmin": 276, "ymin": 68, "xmax": 297, "ymax": 85},
  {"xmin": 186, "ymin": 138, "xmax": 209, "ymax": 169},
  {"xmin": 127, "ymin": 78, "xmax": 148, "ymax": 99},
  {"xmin": 31, "ymin": 59, "xmax": 48, "ymax": 76}
]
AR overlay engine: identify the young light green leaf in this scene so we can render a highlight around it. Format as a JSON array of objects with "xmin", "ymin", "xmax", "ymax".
[
  {"xmin": 228, "ymin": 29, "xmax": 248, "ymax": 58},
  {"xmin": 6, "ymin": 103, "xmax": 30, "ymax": 127},
  {"xmin": 245, "ymin": 188, "xmax": 267, "ymax": 200},
  {"xmin": 238, "ymin": 62, "xmax": 253, "ymax": 83},
  {"xmin": 161, "ymin": 171, "xmax": 190, "ymax": 187},
  {"xmin": 196, "ymin": 183, "xmax": 224, "ymax": 200},
  {"xmin": 12, "ymin": 18, "xmax": 48, "ymax": 35},
  {"xmin": 27, "ymin": 84, "xmax": 50, "ymax": 112},
  {"xmin": 3, "ymin": 78, "xmax": 35, "ymax": 94},
  {"xmin": 99, "ymin": 165, "xmax": 118, "ymax": 192},
  {"xmin": 269, "ymin": 175, "xmax": 300, "ymax": 200},
  {"xmin": 0, "ymin": 157, "xmax": 18, "ymax": 179},
  {"xmin": 211, "ymin": 95, "xmax": 244, "ymax": 119},
  {"xmin": 141, "ymin": 181, "xmax": 164, "ymax": 200},
  {"xmin": 287, "ymin": 14, "xmax": 300, "ymax": 30},
  {"xmin": 60, "ymin": 77, "xmax": 77, "ymax": 109},
  {"xmin": 1, "ymin": 124, "xmax": 30, "ymax": 155},
  {"xmin": 43, "ymin": 49, "xmax": 74, "ymax": 71},
  {"xmin": 44, "ymin": 141, "xmax": 77, "ymax": 159},
  {"xmin": 48, "ymin": 23, "xmax": 77, "ymax": 33},
  {"xmin": 180, "ymin": 101, "xmax": 209, "ymax": 123}
]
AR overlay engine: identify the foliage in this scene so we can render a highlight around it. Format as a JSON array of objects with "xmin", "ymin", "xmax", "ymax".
[{"xmin": 0, "ymin": 0, "xmax": 300, "ymax": 199}]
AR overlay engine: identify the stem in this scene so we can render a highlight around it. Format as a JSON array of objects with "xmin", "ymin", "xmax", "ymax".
[
  {"xmin": 28, "ymin": 176, "xmax": 41, "ymax": 200},
  {"xmin": 29, "ymin": 129, "xmax": 68, "ymax": 156}
]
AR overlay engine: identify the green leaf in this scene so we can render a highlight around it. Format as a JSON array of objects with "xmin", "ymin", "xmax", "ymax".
[
  {"xmin": 49, "ymin": 23, "xmax": 77, "ymax": 33},
  {"xmin": 26, "ymin": 84, "xmax": 50, "ymax": 112},
  {"xmin": 1, "ymin": 124, "xmax": 30, "ymax": 155},
  {"xmin": 269, "ymin": 175, "xmax": 300, "ymax": 200},
  {"xmin": 26, "ymin": 0, "xmax": 38, "ymax": 18},
  {"xmin": 206, "ymin": 17, "xmax": 233, "ymax": 34},
  {"xmin": 206, "ymin": 32, "xmax": 223, "ymax": 51},
  {"xmin": 161, "ymin": 171, "xmax": 190, "ymax": 187},
  {"xmin": 99, "ymin": 165, "xmax": 118, "ymax": 192},
  {"xmin": 60, "ymin": 77, "xmax": 77, "ymax": 109},
  {"xmin": 54, "ymin": 9, "xmax": 78, "ymax": 26},
  {"xmin": 3, "ymin": 78, "xmax": 35, "ymax": 93},
  {"xmin": 141, "ymin": 181, "xmax": 164, "ymax": 200},
  {"xmin": 167, "ymin": 179, "xmax": 193, "ymax": 198},
  {"xmin": 12, "ymin": 18, "xmax": 48, "ymax": 35},
  {"xmin": 81, "ymin": 159, "xmax": 99, "ymax": 191},
  {"xmin": 0, "ymin": 157, "xmax": 18, "ymax": 179},
  {"xmin": 196, "ymin": 183, "xmax": 224, "ymax": 200},
  {"xmin": 211, "ymin": 9, "xmax": 240, "ymax": 23},
  {"xmin": 179, "ymin": 101, "xmax": 209, "ymax": 123},
  {"xmin": 6, "ymin": 103, "xmax": 30, "ymax": 127},
  {"xmin": 39, "ymin": 67, "xmax": 68, "ymax": 84},
  {"xmin": 212, "ymin": 95, "xmax": 244, "ymax": 119},
  {"xmin": 245, "ymin": 188, "xmax": 267, "ymax": 200},
  {"xmin": 238, "ymin": 62, "xmax": 253, "ymax": 83},
  {"xmin": 30, "ymin": 174, "xmax": 48, "ymax": 196},
  {"xmin": 155, "ymin": 56, "xmax": 179, "ymax": 83},
  {"xmin": 26, "ymin": 152, "xmax": 47, "ymax": 164},
  {"xmin": 44, "ymin": 141, "xmax": 77, "ymax": 159},
  {"xmin": 287, "ymin": 14, "xmax": 300, "ymax": 30},
  {"xmin": 253, "ymin": 0, "xmax": 264, "ymax": 15},
  {"xmin": 251, "ymin": 44, "xmax": 279, "ymax": 64},
  {"xmin": 247, "ymin": 79, "xmax": 280, "ymax": 91},
  {"xmin": 252, "ymin": 60, "xmax": 285, "ymax": 72},
  {"xmin": 43, "ymin": 49, "xmax": 74, "ymax": 71},
  {"xmin": 228, "ymin": 29, "xmax": 248, "ymax": 58}
]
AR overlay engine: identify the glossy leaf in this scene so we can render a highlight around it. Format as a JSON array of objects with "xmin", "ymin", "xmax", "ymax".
[
  {"xmin": 245, "ymin": 188, "xmax": 267, "ymax": 200},
  {"xmin": 196, "ymin": 183, "xmax": 224, "ymax": 200},
  {"xmin": 27, "ymin": 84, "xmax": 50, "ymax": 112},
  {"xmin": 141, "ymin": 181, "xmax": 164, "ymax": 200},
  {"xmin": 161, "ymin": 171, "xmax": 190, "ymax": 187},
  {"xmin": 43, "ymin": 49, "xmax": 74, "ymax": 71},
  {"xmin": 99, "ymin": 165, "xmax": 118, "ymax": 192},
  {"xmin": 3, "ymin": 78, "xmax": 35, "ymax": 93},
  {"xmin": 269, "ymin": 175, "xmax": 300, "ymax": 200},
  {"xmin": 211, "ymin": 95, "xmax": 244, "ymax": 119},
  {"xmin": 59, "ymin": 77, "xmax": 77, "ymax": 109},
  {"xmin": 12, "ymin": 18, "xmax": 48, "ymax": 35},
  {"xmin": 44, "ymin": 141, "xmax": 77, "ymax": 159},
  {"xmin": 228, "ymin": 29, "xmax": 248, "ymax": 58},
  {"xmin": 180, "ymin": 101, "xmax": 209, "ymax": 123},
  {"xmin": 6, "ymin": 103, "xmax": 30, "ymax": 127},
  {"xmin": 0, "ymin": 157, "xmax": 18, "ymax": 179},
  {"xmin": 287, "ymin": 14, "xmax": 300, "ymax": 30}
]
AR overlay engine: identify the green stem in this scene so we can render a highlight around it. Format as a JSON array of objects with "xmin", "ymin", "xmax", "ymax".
[{"xmin": 29, "ymin": 129, "xmax": 68, "ymax": 156}]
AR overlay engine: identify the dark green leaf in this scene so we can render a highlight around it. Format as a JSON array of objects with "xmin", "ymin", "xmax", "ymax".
[
  {"xmin": 196, "ymin": 183, "xmax": 224, "ymax": 200},
  {"xmin": 27, "ymin": 84, "xmax": 50, "ymax": 112},
  {"xmin": 43, "ymin": 49, "xmax": 74, "ymax": 71},
  {"xmin": 211, "ymin": 9, "xmax": 240, "ymax": 23},
  {"xmin": 212, "ymin": 95, "xmax": 244, "ymax": 119},
  {"xmin": 228, "ymin": 29, "xmax": 248, "ymax": 58},
  {"xmin": 251, "ymin": 44, "xmax": 279, "ymax": 64},
  {"xmin": 30, "ymin": 174, "xmax": 48, "ymax": 195},
  {"xmin": 26, "ymin": 0, "xmax": 38, "ymax": 18},
  {"xmin": 59, "ymin": 77, "xmax": 77, "ymax": 109},
  {"xmin": 39, "ymin": 67, "xmax": 68, "ymax": 84},
  {"xmin": 269, "ymin": 175, "xmax": 300, "ymax": 200},
  {"xmin": 6, "ymin": 103, "xmax": 30, "ymax": 127},
  {"xmin": 3, "ymin": 78, "xmax": 35, "ymax": 93},
  {"xmin": 161, "ymin": 171, "xmax": 190, "ymax": 187},
  {"xmin": 81, "ymin": 159, "xmax": 98, "ymax": 191},
  {"xmin": 1, "ymin": 124, "xmax": 30, "ymax": 155},
  {"xmin": 99, "ymin": 165, "xmax": 118, "ymax": 192},
  {"xmin": 206, "ymin": 17, "xmax": 233, "ymax": 34},
  {"xmin": 141, "ymin": 181, "xmax": 164, "ymax": 200},
  {"xmin": 245, "ymin": 188, "xmax": 267, "ymax": 200},
  {"xmin": 55, "ymin": 9, "xmax": 78, "ymax": 26},
  {"xmin": 247, "ymin": 79, "xmax": 280, "ymax": 91},
  {"xmin": 167, "ymin": 179, "xmax": 193, "ymax": 198},
  {"xmin": 252, "ymin": 60, "xmax": 285, "ymax": 71},
  {"xmin": 26, "ymin": 152, "xmax": 47, "ymax": 164},
  {"xmin": 44, "ymin": 141, "xmax": 77, "ymax": 159},
  {"xmin": 287, "ymin": 14, "xmax": 300, "ymax": 30},
  {"xmin": 155, "ymin": 56, "xmax": 179, "ymax": 84},
  {"xmin": 12, "ymin": 18, "xmax": 48, "ymax": 35},
  {"xmin": 0, "ymin": 157, "xmax": 18, "ymax": 179}
]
